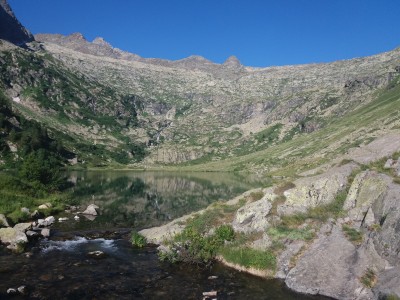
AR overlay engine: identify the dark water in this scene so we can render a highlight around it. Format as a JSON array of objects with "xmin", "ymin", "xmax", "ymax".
[
  {"xmin": 0, "ymin": 171, "xmax": 330, "ymax": 299},
  {"xmin": 62, "ymin": 171, "xmax": 269, "ymax": 231}
]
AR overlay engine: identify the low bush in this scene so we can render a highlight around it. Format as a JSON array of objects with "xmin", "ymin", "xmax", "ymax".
[
  {"xmin": 360, "ymin": 268, "xmax": 377, "ymax": 288},
  {"xmin": 131, "ymin": 231, "xmax": 147, "ymax": 248},
  {"xmin": 168, "ymin": 224, "xmax": 235, "ymax": 264}
]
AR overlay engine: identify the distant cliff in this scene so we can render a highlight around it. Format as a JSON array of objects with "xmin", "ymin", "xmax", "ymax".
[{"xmin": 0, "ymin": 0, "xmax": 34, "ymax": 45}]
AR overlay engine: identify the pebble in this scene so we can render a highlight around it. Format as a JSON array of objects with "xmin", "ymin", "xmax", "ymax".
[
  {"xmin": 58, "ymin": 217, "xmax": 69, "ymax": 222},
  {"xmin": 17, "ymin": 285, "xmax": 28, "ymax": 295},
  {"xmin": 208, "ymin": 275, "xmax": 218, "ymax": 280},
  {"xmin": 74, "ymin": 215, "xmax": 80, "ymax": 220},
  {"xmin": 6, "ymin": 288, "xmax": 17, "ymax": 295}
]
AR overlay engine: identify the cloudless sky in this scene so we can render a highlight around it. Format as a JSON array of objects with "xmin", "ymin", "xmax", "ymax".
[{"xmin": 8, "ymin": 0, "xmax": 400, "ymax": 67}]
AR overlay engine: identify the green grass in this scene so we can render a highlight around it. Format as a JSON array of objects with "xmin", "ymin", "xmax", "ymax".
[
  {"xmin": 174, "ymin": 81, "xmax": 400, "ymax": 174},
  {"xmin": 267, "ymin": 225, "xmax": 315, "ymax": 241},
  {"xmin": 342, "ymin": 224, "xmax": 363, "ymax": 244},
  {"xmin": 219, "ymin": 247, "xmax": 276, "ymax": 271}
]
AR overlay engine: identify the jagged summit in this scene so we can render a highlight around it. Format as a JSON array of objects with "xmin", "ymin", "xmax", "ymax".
[
  {"xmin": 223, "ymin": 55, "xmax": 242, "ymax": 68},
  {"xmin": 92, "ymin": 37, "xmax": 112, "ymax": 48},
  {"xmin": 0, "ymin": 0, "xmax": 34, "ymax": 45},
  {"xmin": 68, "ymin": 32, "xmax": 86, "ymax": 41}
]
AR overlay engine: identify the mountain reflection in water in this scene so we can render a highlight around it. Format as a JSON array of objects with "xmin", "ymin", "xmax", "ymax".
[{"xmin": 65, "ymin": 171, "xmax": 269, "ymax": 230}]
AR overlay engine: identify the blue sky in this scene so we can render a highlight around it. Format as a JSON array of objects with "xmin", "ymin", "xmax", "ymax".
[{"xmin": 9, "ymin": 0, "xmax": 400, "ymax": 67}]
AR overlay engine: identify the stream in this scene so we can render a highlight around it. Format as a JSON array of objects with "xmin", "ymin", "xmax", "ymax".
[{"xmin": 0, "ymin": 171, "xmax": 330, "ymax": 299}]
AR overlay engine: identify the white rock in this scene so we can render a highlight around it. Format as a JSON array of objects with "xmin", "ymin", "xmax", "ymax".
[
  {"xmin": 58, "ymin": 217, "xmax": 69, "ymax": 222},
  {"xmin": 74, "ymin": 215, "xmax": 80, "ymax": 220},
  {"xmin": 13, "ymin": 222, "xmax": 32, "ymax": 233},
  {"xmin": 7, "ymin": 288, "xmax": 17, "ymax": 295},
  {"xmin": 0, "ymin": 214, "xmax": 10, "ymax": 227},
  {"xmin": 45, "ymin": 216, "xmax": 55, "ymax": 225},
  {"xmin": 82, "ymin": 204, "xmax": 99, "ymax": 216},
  {"xmin": 41, "ymin": 228, "xmax": 50, "ymax": 238}
]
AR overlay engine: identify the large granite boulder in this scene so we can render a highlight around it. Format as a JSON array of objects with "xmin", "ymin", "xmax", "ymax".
[
  {"xmin": 278, "ymin": 163, "xmax": 356, "ymax": 215},
  {"xmin": 232, "ymin": 188, "xmax": 275, "ymax": 233},
  {"xmin": 0, "ymin": 227, "xmax": 28, "ymax": 252}
]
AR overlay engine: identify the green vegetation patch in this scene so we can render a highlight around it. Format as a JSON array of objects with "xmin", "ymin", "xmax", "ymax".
[
  {"xmin": 342, "ymin": 224, "xmax": 363, "ymax": 245},
  {"xmin": 219, "ymin": 247, "xmax": 276, "ymax": 271},
  {"xmin": 360, "ymin": 268, "xmax": 377, "ymax": 288},
  {"xmin": 131, "ymin": 231, "xmax": 147, "ymax": 248},
  {"xmin": 267, "ymin": 225, "xmax": 315, "ymax": 241}
]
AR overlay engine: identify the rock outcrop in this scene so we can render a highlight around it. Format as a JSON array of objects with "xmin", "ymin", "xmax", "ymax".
[
  {"xmin": 232, "ymin": 188, "xmax": 274, "ymax": 233},
  {"xmin": 284, "ymin": 169, "xmax": 400, "ymax": 299},
  {"xmin": 0, "ymin": 0, "xmax": 34, "ymax": 45},
  {"xmin": 278, "ymin": 163, "xmax": 356, "ymax": 215}
]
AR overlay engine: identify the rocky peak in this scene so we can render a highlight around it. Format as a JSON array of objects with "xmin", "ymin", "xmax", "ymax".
[
  {"xmin": 223, "ymin": 55, "xmax": 242, "ymax": 68},
  {"xmin": 0, "ymin": 0, "xmax": 34, "ymax": 45},
  {"xmin": 92, "ymin": 37, "xmax": 112, "ymax": 48},
  {"xmin": 67, "ymin": 32, "xmax": 86, "ymax": 42}
]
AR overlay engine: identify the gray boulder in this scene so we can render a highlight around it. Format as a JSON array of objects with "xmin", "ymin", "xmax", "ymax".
[
  {"xmin": 383, "ymin": 158, "xmax": 395, "ymax": 169},
  {"xmin": 13, "ymin": 222, "xmax": 32, "ymax": 232},
  {"xmin": 82, "ymin": 204, "xmax": 99, "ymax": 216},
  {"xmin": 41, "ymin": 228, "xmax": 50, "ymax": 238},
  {"xmin": 0, "ymin": 214, "xmax": 10, "ymax": 227},
  {"xmin": 232, "ymin": 189, "xmax": 274, "ymax": 233},
  {"xmin": 285, "ymin": 224, "xmax": 382, "ymax": 299},
  {"xmin": 20, "ymin": 207, "xmax": 30, "ymax": 214},
  {"xmin": 278, "ymin": 163, "xmax": 355, "ymax": 215},
  {"xmin": 343, "ymin": 171, "xmax": 390, "ymax": 226},
  {"xmin": 0, "ymin": 227, "xmax": 28, "ymax": 252}
]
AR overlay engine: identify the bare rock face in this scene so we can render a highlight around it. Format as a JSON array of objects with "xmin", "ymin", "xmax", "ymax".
[
  {"xmin": 343, "ymin": 171, "xmax": 390, "ymax": 226},
  {"xmin": 0, "ymin": 0, "xmax": 34, "ymax": 45},
  {"xmin": 278, "ymin": 163, "xmax": 356, "ymax": 215},
  {"xmin": 232, "ymin": 189, "xmax": 274, "ymax": 233},
  {"xmin": 285, "ymin": 223, "xmax": 382, "ymax": 300}
]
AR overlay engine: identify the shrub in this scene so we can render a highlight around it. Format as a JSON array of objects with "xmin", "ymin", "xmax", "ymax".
[
  {"xmin": 169, "ymin": 223, "xmax": 235, "ymax": 264},
  {"xmin": 131, "ymin": 231, "xmax": 146, "ymax": 248},
  {"xmin": 215, "ymin": 224, "xmax": 235, "ymax": 242},
  {"xmin": 360, "ymin": 268, "xmax": 377, "ymax": 288}
]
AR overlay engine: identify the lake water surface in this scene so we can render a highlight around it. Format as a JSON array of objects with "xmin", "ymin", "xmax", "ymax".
[{"xmin": 0, "ymin": 171, "xmax": 330, "ymax": 299}]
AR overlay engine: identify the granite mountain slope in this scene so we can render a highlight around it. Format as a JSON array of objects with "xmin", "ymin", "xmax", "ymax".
[
  {"xmin": 0, "ymin": 0, "xmax": 400, "ymax": 171},
  {"xmin": 30, "ymin": 34, "xmax": 400, "ymax": 170}
]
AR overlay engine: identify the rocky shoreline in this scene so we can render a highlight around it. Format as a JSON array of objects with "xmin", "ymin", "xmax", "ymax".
[
  {"xmin": 139, "ymin": 137, "xmax": 400, "ymax": 300},
  {"xmin": 0, "ymin": 203, "xmax": 100, "ymax": 253}
]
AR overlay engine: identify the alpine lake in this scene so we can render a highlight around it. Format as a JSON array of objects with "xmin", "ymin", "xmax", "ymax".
[{"xmin": 0, "ymin": 171, "xmax": 331, "ymax": 299}]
